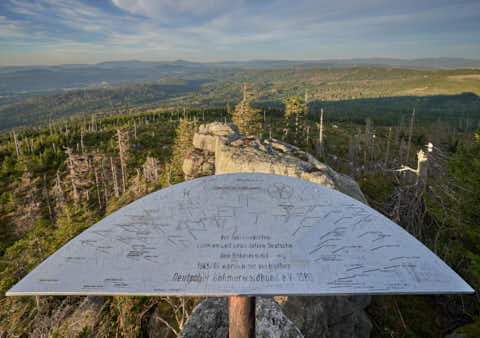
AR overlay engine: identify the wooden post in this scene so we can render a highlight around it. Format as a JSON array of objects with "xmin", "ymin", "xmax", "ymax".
[{"xmin": 229, "ymin": 296, "xmax": 255, "ymax": 338}]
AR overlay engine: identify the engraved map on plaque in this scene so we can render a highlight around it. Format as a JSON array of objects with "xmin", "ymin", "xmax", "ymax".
[{"xmin": 7, "ymin": 173, "xmax": 473, "ymax": 296}]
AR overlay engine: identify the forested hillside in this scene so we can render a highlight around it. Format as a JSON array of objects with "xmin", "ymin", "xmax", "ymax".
[
  {"xmin": 1, "ymin": 66, "xmax": 480, "ymax": 131},
  {"xmin": 0, "ymin": 83, "xmax": 479, "ymax": 335},
  {"xmin": 2, "ymin": 58, "xmax": 478, "ymax": 97}
]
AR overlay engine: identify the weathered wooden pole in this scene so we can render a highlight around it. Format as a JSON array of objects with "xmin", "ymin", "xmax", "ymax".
[{"xmin": 229, "ymin": 296, "xmax": 255, "ymax": 338}]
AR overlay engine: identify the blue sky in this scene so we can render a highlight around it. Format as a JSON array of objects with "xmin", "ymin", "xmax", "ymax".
[{"xmin": 0, "ymin": 0, "xmax": 479, "ymax": 65}]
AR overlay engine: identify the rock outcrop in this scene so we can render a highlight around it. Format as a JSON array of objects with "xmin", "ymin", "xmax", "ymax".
[
  {"xmin": 183, "ymin": 121, "xmax": 366, "ymax": 203},
  {"xmin": 274, "ymin": 295, "xmax": 372, "ymax": 338},
  {"xmin": 181, "ymin": 122, "xmax": 372, "ymax": 337},
  {"xmin": 180, "ymin": 298, "xmax": 304, "ymax": 338}
]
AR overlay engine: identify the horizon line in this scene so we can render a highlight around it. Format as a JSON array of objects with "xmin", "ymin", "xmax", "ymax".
[{"xmin": 2, "ymin": 56, "xmax": 480, "ymax": 68}]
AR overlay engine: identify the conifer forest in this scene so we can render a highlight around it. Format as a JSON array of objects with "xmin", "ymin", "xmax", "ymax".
[{"xmin": 0, "ymin": 65, "xmax": 479, "ymax": 337}]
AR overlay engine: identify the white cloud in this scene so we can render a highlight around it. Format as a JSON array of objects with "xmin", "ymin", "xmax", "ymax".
[
  {"xmin": 1, "ymin": 0, "xmax": 479, "ymax": 65},
  {"xmin": 112, "ymin": 0, "xmax": 237, "ymax": 20},
  {"xmin": 0, "ymin": 13, "xmax": 49, "ymax": 40}
]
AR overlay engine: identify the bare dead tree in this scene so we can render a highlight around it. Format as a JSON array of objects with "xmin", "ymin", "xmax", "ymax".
[
  {"xmin": 64, "ymin": 147, "xmax": 91, "ymax": 205},
  {"xmin": 365, "ymin": 118, "xmax": 373, "ymax": 161},
  {"xmin": 406, "ymin": 108, "xmax": 415, "ymax": 164},
  {"xmin": 143, "ymin": 156, "xmax": 160, "ymax": 184},
  {"xmin": 80, "ymin": 130, "xmax": 85, "ymax": 154},
  {"xmin": 399, "ymin": 138, "xmax": 406, "ymax": 165},
  {"xmin": 52, "ymin": 170, "xmax": 65, "ymax": 209},
  {"xmin": 100, "ymin": 156, "xmax": 109, "ymax": 203},
  {"xmin": 42, "ymin": 175, "xmax": 54, "ymax": 222},
  {"xmin": 30, "ymin": 138, "xmax": 35, "ymax": 154},
  {"xmin": 91, "ymin": 115, "xmax": 96, "ymax": 132},
  {"xmin": 348, "ymin": 134, "xmax": 355, "ymax": 168},
  {"xmin": 15, "ymin": 171, "xmax": 41, "ymax": 235},
  {"xmin": 13, "ymin": 131, "xmax": 21, "ymax": 158},
  {"xmin": 317, "ymin": 108, "xmax": 324, "ymax": 157},
  {"xmin": 116, "ymin": 128, "xmax": 130, "ymax": 194},
  {"xmin": 94, "ymin": 168, "xmax": 102, "ymax": 209},
  {"xmin": 133, "ymin": 168, "xmax": 142, "ymax": 195},
  {"xmin": 110, "ymin": 156, "xmax": 120, "ymax": 198},
  {"xmin": 395, "ymin": 150, "xmax": 429, "ymax": 185},
  {"xmin": 384, "ymin": 127, "xmax": 392, "ymax": 168}
]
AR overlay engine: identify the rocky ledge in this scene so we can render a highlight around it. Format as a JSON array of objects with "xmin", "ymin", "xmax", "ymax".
[{"xmin": 181, "ymin": 122, "xmax": 372, "ymax": 338}]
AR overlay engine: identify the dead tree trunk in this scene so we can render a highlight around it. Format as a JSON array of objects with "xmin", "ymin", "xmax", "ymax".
[
  {"xmin": 43, "ymin": 175, "xmax": 55, "ymax": 222},
  {"xmin": 416, "ymin": 150, "xmax": 428, "ymax": 185},
  {"xmin": 365, "ymin": 118, "xmax": 372, "ymax": 162},
  {"xmin": 13, "ymin": 132, "xmax": 21, "ymax": 158},
  {"xmin": 100, "ymin": 157, "xmax": 108, "ymax": 203},
  {"xmin": 384, "ymin": 127, "xmax": 392, "ymax": 168},
  {"xmin": 111, "ymin": 156, "xmax": 120, "ymax": 198},
  {"xmin": 406, "ymin": 108, "xmax": 415, "ymax": 164},
  {"xmin": 80, "ymin": 130, "xmax": 85, "ymax": 154},
  {"xmin": 395, "ymin": 149, "xmax": 429, "ymax": 186},
  {"xmin": 348, "ymin": 135, "xmax": 355, "ymax": 168},
  {"xmin": 399, "ymin": 138, "xmax": 406, "ymax": 165},
  {"xmin": 52, "ymin": 171, "xmax": 65, "ymax": 210},
  {"xmin": 116, "ymin": 129, "xmax": 130, "ymax": 194},
  {"xmin": 317, "ymin": 109, "xmax": 324, "ymax": 157},
  {"xmin": 94, "ymin": 168, "xmax": 102, "ymax": 208}
]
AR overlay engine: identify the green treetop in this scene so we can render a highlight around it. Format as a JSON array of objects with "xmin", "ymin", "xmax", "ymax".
[
  {"xmin": 283, "ymin": 96, "xmax": 307, "ymax": 148},
  {"xmin": 231, "ymin": 82, "xmax": 262, "ymax": 136},
  {"xmin": 172, "ymin": 117, "xmax": 195, "ymax": 174}
]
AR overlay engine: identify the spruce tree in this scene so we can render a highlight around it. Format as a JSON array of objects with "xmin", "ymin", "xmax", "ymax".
[
  {"xmin": 231, "ymin": 83, "xmax": 262, "ymax": 136},
  {"xmin": 283, "ymin": 96, "xmax": 307, "ymax": 148},
  {"xmin": 172, "ymin": 118, "xmax": 195, "ymax": 177},
  {"xmin": 427, "ymin": 135, "xmax": 480, "ymax": 291}
]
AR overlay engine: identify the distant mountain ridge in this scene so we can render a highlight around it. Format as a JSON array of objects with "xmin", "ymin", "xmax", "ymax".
[
  {"xmin": 3, "ymin": 57, "xmax": 479, "ymax": 72},
  {"xmin": 214, "ymin": 57, "xmax": 480, "ymax": 69},
  {"xmin": 325, "ymin": 57, "xmax": 480, "ymax": 69},
  {"xmin": 1, "ymin": 57, "xmax": 479, "ymax": 97}
]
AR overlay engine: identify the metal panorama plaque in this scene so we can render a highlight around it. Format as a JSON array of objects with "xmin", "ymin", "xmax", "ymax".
[{"xmin": 7, "ymin": 173, "xmax": 473, "ymax": 296}]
